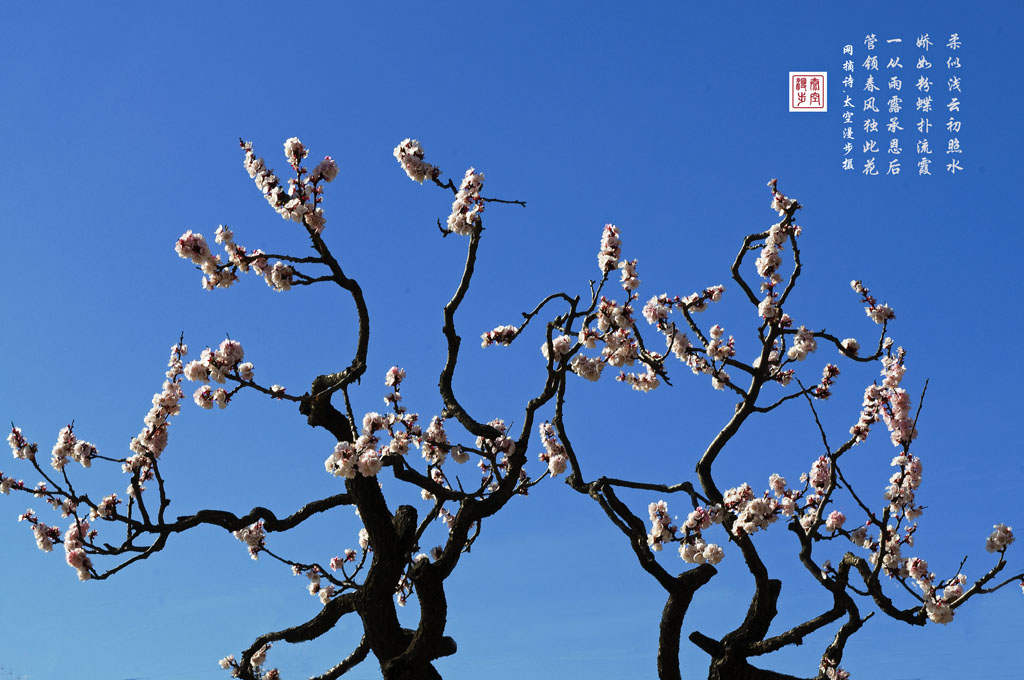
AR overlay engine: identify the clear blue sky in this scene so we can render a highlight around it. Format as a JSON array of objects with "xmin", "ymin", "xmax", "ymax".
[{"xmin": 1, "ymin": 2, "xmax": 1021, "ymax": 679}]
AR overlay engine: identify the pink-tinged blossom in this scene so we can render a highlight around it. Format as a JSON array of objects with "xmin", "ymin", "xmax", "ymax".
[
  {"xmin": 825, "ymin": 511, "xmax": 846, "ymax": 532},
  {"xmin": 850, "ymin": 383, "xmax": 883, "ymax": 442},
  {"xmin": 318, "ymin": 585, "xmax": 335, "ymax": 605},
  {"xmin": 538, "ymin": 422, "xmax": 569, "ymax": 477},
  {"xmin": 985, "ymin": 524, "xmax": 1015, "ymax": 553},
  {"xmin": 242, "ymin": 140, "xmax": 287, "ymax": 211},
  {"xmin": 218, "ymin": 655, "xmax": 236, "ymax": 670},
  {"xmin": 8, "ymin": 426, "xmax": 38, "ymax": 461},
  {"xmin": 216, "ymin": 339, "xmax": 244, "ymax": 366},
  {"xmin": 388, "ymin": 431, "xmax": 411, "ymax": 456},
  {"xmin": 51, "ymin": 425, "xmax": 96, "ymax": 471},
  {"xmin": 477, "ymin": 419, "xmax": 515, "ymax": 463},
  {"xmin": 444, "ymin": 444, "xmax": 466, "ymax": 464},
  {"xmin": 820, "ymin": 660, "xmax": 850, "ymax": 680},
  {"xmin": 597, "ymin": 297, "xmax": 633, "ymax": 331},
  {"xmin": 176, "ymin": 230, "xmax": 217, "ymax": 272},
  {"xmin": 684, "ymin": 507, "xmax": 714, "ymax": 531},
  {"xmin": 885, "ymin": 453, "xmax": 924, "ymax": 517},
  {"xmin": 233, "ymin": 520, "xmax": 265, "ymax": 559},
  {"xmin": 882, "ymin": 386, "xmax": 917, "ymax": 447},
  {"xmin": 618, "ymin": 258, "xmax": 640, "ymax": 291},
  {"xmin": 481, "ymin": 325, "xmax": 518, "ymax": 348},
  {"xmin": 758, "ymin": 295, "xmax": 780, "ymax": 320},
  {"xmin": 702, "ymin": 543, "xmax": 725, "ymax": 565},
  {"xmin": 129, "ymin": 344, "xmax": 187, "ymax": 462},
  {"xmin": 212, "ymin": 389, "xmax": 229, "ymax": 409},
  {"xmin": 925, "ymin": 598, "xmax": 953, "ymax": 624},
  {"xmin": 447, "ymin": 168, "xmax": 485, "ymax": 235},
  {"xmin": 643, "ymin": 295, "xmax": 671, "ymax": 325},
  {"xmin": 732, "ymin": 496, "xmax": 779, "ymax": 537},
  {"xmin": 238, "ymin": 362, "xmax": 254, "ymax": 381},
  {"xmin": 601, "ymin": 328, "xmax": 637, "ymax": 368},
  {"xmin": 0, "ymin": 476, "xmax": 22, "ymax": 495},
  {"xmin": 647, "ymin": 500, "xmax": 675, "ymax": 551},
  {"xmin": 266, "ymin": 262, "xmax": 294, "ymax": 291},
  {"xmin": 813, "ymin": 363, "xmax": 840, "ymax": 400},
  {"xmin": 578, "ymin": 327, "xmax": 600, "ymax": 349},
  {"xmin": 357, "ymin": 451, "xmax": 382, "ymax": 477},
  {"xmin": 184, "ymin": 360, "xmax": 208, "ymax": 382},
  {"xmin": 283, "ymin": 137, "xmax": 308, "ymax": 167},
  {"xmin": 680, "ymin": 539, "xmax": 708, "ymax": 564},
  {"xmin": 541, "ymin": 335, "xmax": 572, "ymax": 362},
  {"xmin": 384, "ymin": 366, "xmax": 406, "ymax": 387},
  {"xmin": 769, "ymin": 473, "xmax": 787, "ymax": 495},
  {"xmin": 362, "ymin": 412, "xmax": 386, "ymax": 436},
  {"xmin": 306, "ymin": 567, "xmax": 322, "ymax": 595},
  {"xmin": 867, "ymin": 304, "xmax": 896, "ymax": 324},
  {"xmin": 90, "ymin": 494, "xmax": 119, "ymax": 521},
  {"xmin": 63, "ymin": 518, "xmax": 93, "ymax": 580},
  {"xmin": 30, "ymin": 520, "xmax": 59, "ymax": 553},
  {"xmin": 755, "ymin": 243, "xmax": 782, "ymax": 281},
  {"xmin": 358, "ymin": 527, "xmax": 370, "ymax": 550},
  {"xmin": 393, "ymin": 139, "xmax": 438, "ymax": 184},
  {"xmin": 666, "ymin": 327, "xmax": 692, "ymax": 361},
  {"xmin": 710, "ymin": 369, "xmax": 731, "ymax": 391},
  {"xmin": 723, "ymin": 484, "xmax": 755, "ymax": 509},
  {"xmin": 787, "ymin": 326, "xmax": 817, "ymax": 361},
  {"xmin": 311, "ymin": 156, "xmax": 339, "ymax": 183},
  {"xmin": 618, "ymin": 363, "xmax": 661, "ymax": 392},
  {"xmin": 849, "ymin": 525, "xmax": 868, "ymax": 547},
  {"xmin": 768, "ymin": 179, "xmax": 797, "ymax": 215},
  {"xmin": 809, "ymin": 456, "xmax": 831, "ymax": 493},
  {"xmin": 422, "ymin": 417, "xmax": 449, "ymax": 466},
  {"xmin": 570, "ymin": 353, "xmax": 604, "ymax": 382},
  {"xmin": 250, "ymin": 642, "xmax": 272, "ymax": 671},
  {"xmin": 841, "ymin": 338, "xmax": 860, "ymax": 356},
  {"xmin": 706, "ymin": 327, "xmax": 735, "ymax": 362},
  {"xmin": 943, "ymin": 581, "xmax": 964, "ymax": 602},
  {"xmin": 778, "ymin": 496, "xmax": 796, "ymax": 516},
  {"xmin": 851, "ymin": 279, "xmax": 896, "ymax": 325},
  {"xmin": 194, "ymin": 385, "xmax": 215, "ymax": 409},
  {"xmin": 598, "ymin": 224, "xmax": 622, "ymax": 274}
]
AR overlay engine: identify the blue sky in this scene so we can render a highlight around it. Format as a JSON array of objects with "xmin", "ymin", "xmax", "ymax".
[{"xmin": 1, "ymin": 2, "xmax": 1021, "ymax": 679}]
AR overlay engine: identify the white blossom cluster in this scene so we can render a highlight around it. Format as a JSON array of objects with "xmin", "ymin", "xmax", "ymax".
[
  {"xmin": 756, "ymin": 183, "xmax": 801, "ymax": 321},
  {"xmin": 7, "ymin": 426, "xmax": 38, "ymax": 461},
  {"xmin": 851, "ymin": 279, "xmax": 896, "ymax": 325},
  {"xmin": 243, "ymin": 138, "xmax": 335, "ymax": 232},
  {"xmin": 175, "ymin": 227, "xmax": 294, "ymax": 292},
  {"xmin": 181, "ymin": 339, "xmax": 251, "ymax": 412},
  {"xmin": 786, "ymin": 326, "xmax": 817, "ymax": 361},
  {"xmin": 849, "ymin": 347, "xmax": 915, "ymax": 446},
  {"xmin": 481, "ymin": 324, "xmax": 518, "ymax": 348},
  {"xmin": 447, "ymin": 168, "xmax": 485, "ymax": 235},
  {"xmin": 49, "ymin": 424, "xmax": 96, "ymax": 472},
  {"xmin": 63, "ymin": 518, "xmax": 93, "ymax": 581},
  {"xmin": 233, "ymin": 519, "xmax": 265, "ymax": 560},
  {"xmin": 645, "ymin": 499, "xmax": 725, "ymax": 565},
  {"xmin": 124, "ymin": 343, "xmax": 187, "ymax": 482},
  {"xmin": 393, "ymin": 138, "xmax": 438, "ymax": 184},
  {"xmin": 537, "ymin": 422, "xmax": 568, "ymax": 476},
  {"xmin": 885, "ymin": 452, "xmax": 924, "ymax": 519},
  {"xmin": 985, "ymin": 524, "xmax": 1015, "ymax": 553},
  {"xmin": 598, "ymin": 224, "xmax": 621, "ymax": 273}
]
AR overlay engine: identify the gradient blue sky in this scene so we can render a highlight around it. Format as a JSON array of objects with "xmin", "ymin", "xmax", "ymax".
[{"xmin": 1, "ymin": 2, "xmax": 1022, "ymax": 679}]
